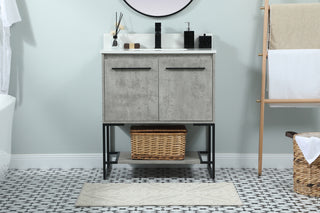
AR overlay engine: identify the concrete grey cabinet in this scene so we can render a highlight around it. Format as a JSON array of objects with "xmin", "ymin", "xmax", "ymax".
[
  {"xmin": 102, "ymin": 52, "xmax": 215, "ymax": 124},
  {"xmin": 104, "ymin": 55, "xmax": 158, "ymax": 122},
  {"xmin": 159, "ymin": 55, "xmax": 213, "ymax": 121}
]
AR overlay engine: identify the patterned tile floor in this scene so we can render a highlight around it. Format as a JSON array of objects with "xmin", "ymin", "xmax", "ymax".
[{"xmin": 0, "ymin": 167, "xmax": 319, "ymax": 212}]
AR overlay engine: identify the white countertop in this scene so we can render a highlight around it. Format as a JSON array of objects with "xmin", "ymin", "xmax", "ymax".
[{"xmin": 101, "ymin": 49, "xmax": 216, "ymax": 54}]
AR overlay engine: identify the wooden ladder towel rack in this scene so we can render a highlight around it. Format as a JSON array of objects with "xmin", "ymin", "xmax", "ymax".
[{"xmin": 257, "ymin": 0, "xmax": 320, "ymax": 176}]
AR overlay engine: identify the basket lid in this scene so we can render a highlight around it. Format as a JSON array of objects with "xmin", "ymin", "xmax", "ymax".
[{"xmin": 130, "ymin": 125, "xmax": 187, "ymax": 133}]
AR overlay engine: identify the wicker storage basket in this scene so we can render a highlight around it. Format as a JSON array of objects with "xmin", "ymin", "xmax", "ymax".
[
  {"xmin": 286, "ymin": 131, "xmax": 320, "ymax": 197},
  {"xmin": 130, "ymin": 125, "xmax": 187, "ymax": 160}
]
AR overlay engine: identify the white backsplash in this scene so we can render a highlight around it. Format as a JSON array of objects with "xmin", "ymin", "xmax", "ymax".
[{"xmin": 103, "ymin": 33, "xmax": 213, "ymax": 50}]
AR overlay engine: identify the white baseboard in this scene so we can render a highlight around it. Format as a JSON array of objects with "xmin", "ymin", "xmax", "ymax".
[
  {"xmin": 10, "ymin": 154, "xmax": 101, "ymax": 169},
  {"xmin": 10, "ymin": 153, "xmax": 293, "ymax": 169},
  {"xmin": 215, "ymin": 153, "xmax": 293, "ymax": 169}
]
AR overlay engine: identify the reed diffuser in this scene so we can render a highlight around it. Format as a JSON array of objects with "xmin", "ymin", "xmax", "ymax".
[{"xmin": 112, "ymin": 12, "xmax": 123, "ymax": 48}]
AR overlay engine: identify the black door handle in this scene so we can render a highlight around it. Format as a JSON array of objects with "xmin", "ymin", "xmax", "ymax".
[
  {"xmin": 112, "ymin": 67, "xmax": 151, "ymax": 71},
  {"xmin": 165, "ymin": 67, "xmax": 205, "ymax": 71}
]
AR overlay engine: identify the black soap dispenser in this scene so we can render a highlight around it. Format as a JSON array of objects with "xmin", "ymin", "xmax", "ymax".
[
  {"xmin": 155, "ymin": 22, "xmax": 161, "ymax": 49},
  {"xmin": 184, "ymin": 22, "xmax": 194, "ymax": 49}
]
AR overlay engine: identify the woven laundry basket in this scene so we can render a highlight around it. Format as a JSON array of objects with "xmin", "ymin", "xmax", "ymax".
[
  {"xmin": 286, "ymin": 131, "xmax": 320, "ymax": 197},
  {"xmin": 130, "ymin": 125, "xmax": 187, "ymax": 160}
]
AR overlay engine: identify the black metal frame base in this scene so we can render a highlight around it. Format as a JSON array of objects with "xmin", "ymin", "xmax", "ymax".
[
  {"xmin": 102, "ymin": 123, "xmax": 215, "ymax": 180},
  {"xmin": 195, "ymin": 124, "xmax": 215, "ymax": 179}
]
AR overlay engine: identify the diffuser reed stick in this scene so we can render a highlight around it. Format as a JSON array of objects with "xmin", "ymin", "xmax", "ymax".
[{"xmin": 112, "ymin": 12, "xmax": 123, "ymax": 47}]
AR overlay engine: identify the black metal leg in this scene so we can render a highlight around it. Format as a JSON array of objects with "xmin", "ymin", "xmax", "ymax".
[
  {"xmin": 206, "ymin": 124, "xmax": 215, "ymax": 180},
  {"xmin": 106, "ymin": 124, "xmax": 110, "ymax": 170},
  {"xmin": 102, "ymin": 124, "xmax": 106, "ymax": 180},
  {"xmin": 102, "ymin": 124, "xmax": 123, "ymax": 180},
  {"xmin": 196, "ymin": 123, "xmax": 215, "ymax": 180},
  {"xmin": 103, "ymin": 124, "xmax": 112, "ymax": 180}
]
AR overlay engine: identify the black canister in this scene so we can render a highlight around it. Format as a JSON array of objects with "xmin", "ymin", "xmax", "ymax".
[{"xmin": 199, "ymin": 34, "xmax": 212, "ymax": 49}]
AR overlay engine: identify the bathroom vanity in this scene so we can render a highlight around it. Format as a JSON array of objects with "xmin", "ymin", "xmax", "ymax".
[{"xmin": 101, "ymin": 49, "xmax": 216, "ymax": 179}]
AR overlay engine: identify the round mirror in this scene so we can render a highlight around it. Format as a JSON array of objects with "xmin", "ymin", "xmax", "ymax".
[{"xmin": 124, "ymin": 0, "xmax": 193, "ymax": 17}]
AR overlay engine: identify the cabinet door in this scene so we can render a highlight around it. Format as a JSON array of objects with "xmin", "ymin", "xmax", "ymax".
[
  {"xmin": 104, "ymin": 55, "xmax": 158, "ymax": 122},
  {"xmin": 159, "ymin": 55, "xmax": 214, "ymax": 121}
]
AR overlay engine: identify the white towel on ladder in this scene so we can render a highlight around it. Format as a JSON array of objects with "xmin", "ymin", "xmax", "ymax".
[{"xmin": 268, "ymin": 49, "xmax": 320, "ymax": 107}]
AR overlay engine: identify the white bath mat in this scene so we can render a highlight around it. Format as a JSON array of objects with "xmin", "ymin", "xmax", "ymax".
[{"xmin": 76, "ymin": 182, "xmax": 242, "ymax": 207}]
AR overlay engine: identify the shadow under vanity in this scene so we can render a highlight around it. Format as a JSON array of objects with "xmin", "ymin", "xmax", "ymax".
[{"xmin": 101, "ymin": 48, "xmax": 216, "ymax": 180}]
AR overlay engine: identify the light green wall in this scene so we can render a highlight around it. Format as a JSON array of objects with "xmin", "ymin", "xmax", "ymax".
[{"xmin": 10, "ymin": 0, "xmax": 320, "ymax": 154}]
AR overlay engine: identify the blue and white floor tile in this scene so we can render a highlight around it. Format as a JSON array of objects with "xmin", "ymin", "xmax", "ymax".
[{"xmin": 0, "ymin": 168, "xmax": 319, "ymax": 212}]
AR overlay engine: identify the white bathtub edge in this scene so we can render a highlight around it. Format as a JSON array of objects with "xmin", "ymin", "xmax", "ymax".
[{"xmin": 0, "ymin": 94, "xmax": 16, "ymax": 111}]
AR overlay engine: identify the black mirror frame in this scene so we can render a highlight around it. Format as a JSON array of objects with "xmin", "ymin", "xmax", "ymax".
[{"xmin": 123, "ymin": 0, "xmax": 193, "ymax": 18}]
